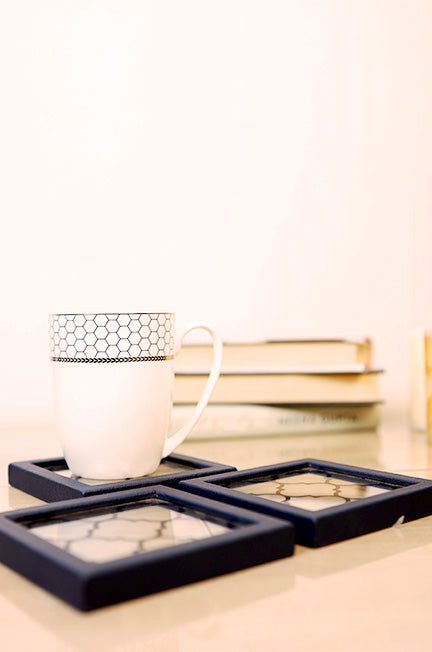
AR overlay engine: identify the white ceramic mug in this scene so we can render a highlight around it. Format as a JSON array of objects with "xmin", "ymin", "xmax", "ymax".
[{"xmin": 49, "ymin": 313, "xmax": 222, "ymax": 480}]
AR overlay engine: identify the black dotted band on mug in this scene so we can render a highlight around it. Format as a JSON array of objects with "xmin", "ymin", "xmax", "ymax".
[{"xmin": 50, "ymin": 355, "xmax": 174, "ymax": 363}]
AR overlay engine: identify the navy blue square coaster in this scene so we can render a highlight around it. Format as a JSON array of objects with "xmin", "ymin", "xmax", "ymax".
[
  {"xmin": 179, "ymin": 458, "xmax": 432, "ymax": 547},
  {"xmin": 9, "ymin": 454, "xmax": 236, "ymax": 502},
  {"xmin": 0, "ymin": 485, "xmax": 295, "ymax": 610}
]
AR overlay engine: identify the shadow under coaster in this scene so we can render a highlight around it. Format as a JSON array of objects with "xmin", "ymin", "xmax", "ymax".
[{"xmin": 8, "ymin": 454, "xmax": 237, "ymax": 502}]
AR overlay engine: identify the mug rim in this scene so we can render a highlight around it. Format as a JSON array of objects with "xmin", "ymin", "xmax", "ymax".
[
  {"xmin": 49, "ymin": 312, "xmax": 175, "ymax": 317},
  {"xmin": 49, "ymin": 312, "xmax": 175, "ymax": 362}
]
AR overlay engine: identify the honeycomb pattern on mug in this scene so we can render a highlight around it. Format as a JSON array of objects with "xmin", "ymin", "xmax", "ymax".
[{"xmin": 49, "ymin": 314, "xmax": 175, "ymax": 361}]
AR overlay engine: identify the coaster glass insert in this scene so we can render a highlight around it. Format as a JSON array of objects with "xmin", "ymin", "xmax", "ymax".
[
  {"xmin": 231, "ymin": 470, "xmax": 393, "ymax": 511},
  {"xmin": 55, "ymin": 459, "xmax": 188, "ymax": 486},
  {"xmin": 27, "ymin": 499, "xmax": 233, "ymax": 563}
]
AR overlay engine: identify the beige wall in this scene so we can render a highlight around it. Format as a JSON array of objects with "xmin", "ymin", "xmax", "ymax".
[{"xmin": 1, "ymin": 1, "xmax": 431, "ymax": 424}]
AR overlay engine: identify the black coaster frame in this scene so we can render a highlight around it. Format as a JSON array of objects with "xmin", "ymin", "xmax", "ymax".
[
  {"xmin": 8, "ymin": 454, "xmax": 236, "ymax": 502},
  {"xmin": 0, "ymin": 485, "xmax": 295, "ymax": 611},
  {"xmin": 179, "ymin": 458, "xmax": 432, "ymax": 547}
]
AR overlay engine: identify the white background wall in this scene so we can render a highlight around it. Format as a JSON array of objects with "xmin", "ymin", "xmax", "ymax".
[{"xmin": 1, "ymin": 1, "xmax": 431, "ymax": 425}]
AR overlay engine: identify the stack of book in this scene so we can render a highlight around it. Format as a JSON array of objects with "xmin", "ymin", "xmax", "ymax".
[{"xmin": 172, "ymin": 338, "xmax": 383, "ymax": 439}]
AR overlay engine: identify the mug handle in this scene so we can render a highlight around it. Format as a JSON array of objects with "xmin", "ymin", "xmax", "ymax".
[{"xmin": 162, "ymin": 321, "xmax": 222, "ymax": 458}]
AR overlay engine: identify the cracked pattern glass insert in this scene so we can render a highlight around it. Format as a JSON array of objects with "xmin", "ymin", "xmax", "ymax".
[
  {"xmin": 28, "ymin": 500, "xmax": 233, "ymax": 563},
  {"xmin": 232, "ymin": 471, "xmax": 393, "ymax": 511},
  {"xmin": 52, "ymin": 459, "xmax": 190, "ymax": 485}
]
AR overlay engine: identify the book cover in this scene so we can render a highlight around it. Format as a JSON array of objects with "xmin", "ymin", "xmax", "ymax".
[
  {"xmin": 173, "ymin": 370, "xmax": 383, "ymax": 405},
  {"xmin": 171, "ymin": 403, "xmax": 381, "ymax": 439},
  {"xmin": 174, "ymin": 338, "xmax": 373, "ymax": 372}
]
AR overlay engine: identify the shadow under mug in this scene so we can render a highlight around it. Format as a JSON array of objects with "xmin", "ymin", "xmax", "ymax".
[{"xmin": 49, "ymin": 313, "xmax": 222, "ymax": 480}]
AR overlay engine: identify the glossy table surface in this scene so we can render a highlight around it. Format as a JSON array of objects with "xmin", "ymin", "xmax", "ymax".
[{"xmin": 1, "ymin": 406, "xmax": 432, "ymax": 652}]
